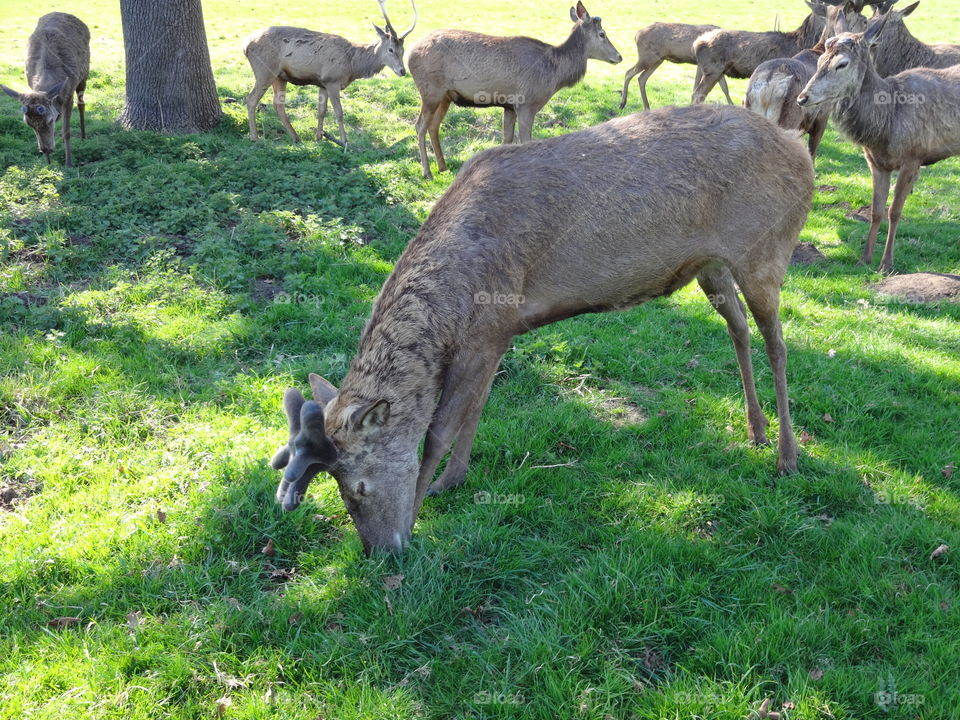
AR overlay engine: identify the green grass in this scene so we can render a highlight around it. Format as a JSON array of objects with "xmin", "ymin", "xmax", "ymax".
[{"xmin": 2, "ymin": 0, "xmax": 960, "ymax": 718}]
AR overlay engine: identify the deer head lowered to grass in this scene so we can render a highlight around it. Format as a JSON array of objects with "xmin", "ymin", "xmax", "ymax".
[{"xmin": 271, "ymin": 104, "xmax": 814, "ymax": 555}]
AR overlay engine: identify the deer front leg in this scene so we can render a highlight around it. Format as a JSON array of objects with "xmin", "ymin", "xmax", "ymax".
[
  {"xmin": 414, "ymin": 336, "xmax": 511, "ymax": 513},
  {"xmin": 314, "ymin": 87, "xmax": 329, "ymax": 142},
  {"xmin": 272, "ymin": 79, "xmax": 300, "ymax": 142},
  {"xmin": 60, "ymin": 96, "xmax": 74, "ymax": 167},
  {"xmin": 516, "ymin": 105, "xmax": 539, "ymax": 143},
  {"xmin": 718, "ymin": 75, "xmax": 733, "ymax": 105},
  {"xmin": 862, "ymin": 160, "xmax": 892, "ymax": 266},
  {"xmin": 503, "ymin": 107, "xmax": 517, "ymax": 144},
  {"xmin": 879, "ymin": 162, "xmax": 920, "ymax": 274},
  {"xmin": 328, "ymin": 85, "xmax": 348, "ymax": 148},
  {"xmin": 76, "ymin": 81, "xmax": 86, "ymax": 139},
  {"xmin": 691, "ymin": 68, "xmax": 720, "ymax": 104}
]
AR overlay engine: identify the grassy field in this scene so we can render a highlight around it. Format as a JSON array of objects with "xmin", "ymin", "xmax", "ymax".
[{"xmin": 2, "ymin": 0, "xmax": 960, "ymax": 718}]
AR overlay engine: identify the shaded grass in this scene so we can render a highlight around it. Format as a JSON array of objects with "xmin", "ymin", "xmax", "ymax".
[{"xmin": 2, "ymin": 1, "xmax": 960, "ymax": 719}]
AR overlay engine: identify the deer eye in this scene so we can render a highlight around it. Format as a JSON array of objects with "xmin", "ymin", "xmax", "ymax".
[
  {"xmin": 599, "ymin": 31, "xmax": 606, "ymax": 39},
  {"xmin": 20, "ymin": 105, "xmax": 28, "ymax": 114},
  {"xmin": 835, "ymin": 58, "xmax": 850, "ymax": 70},
  {"xmin": 35, "ymin": 105, "xmax": 46, "ymax": 115},
  {"xmin": 389, "ymin": 47, "xmax": 395, "ymax": 54}
]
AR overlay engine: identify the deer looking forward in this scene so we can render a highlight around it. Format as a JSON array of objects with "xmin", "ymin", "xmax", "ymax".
[
  {"xmin": 797, "ymin": 9, "xmax": 960, "ymax": 272},
  {"xmin": 408, "ymin": 1, "xmax": 622, "ymax": 180},
  {"xmin": 244, "ymin": 0, "xmax": 416, "ymax": 146},
  {"xmin": 1, "ymin": 13, "xmax": 90, "ymax": 167},
  {"xmin": 270, "ymin": 104, "xmax": 814, "ymax": 555}
]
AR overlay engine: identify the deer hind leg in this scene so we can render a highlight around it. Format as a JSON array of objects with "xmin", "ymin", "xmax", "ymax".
[
  {"xmin": 737, "ymin": 274, "xmax": 798, "ymax": 475},
  {"xmin": 415, "ymin": 99, "xmax": 437, "ymax": 179},
  {"xmin": 620, "ymin": 60, "xmax": 644, "ymax": 110},
  {"xmin": 862, "ymin": 161, "xmax": 892, "ymax": 266},
  {"xmin": 879, "ymin": 162, "xmax": 921, "ymax": 274},
  {"xmin": 245, "ymin": 74, "xmax": 273, "ymax": 141},
  {"xmin": 76, "ymin": 80, "xmax": 86, "ymax": 139},
  {"xmin": 314, "ymin": 87, "xmax": 329, "ymax": 141},
  {"xmin": 503, "ymin": 107, "xmax": 517, "ymax": 144},
  {"xmin": 272, "ymin": 79, "xmax": 300, "ymax": 143},
  {"xmin": 428, "ymin": 97, "xmax": 451, "ymax": 172},
  {"xmin": 697, "ymin": 266, "xmax": 769, "ymax": 446}
]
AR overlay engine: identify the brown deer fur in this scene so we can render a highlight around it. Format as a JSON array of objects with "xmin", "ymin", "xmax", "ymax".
[
  {"xmin": 1, "ymin": 13, "xmax": 90, "ymax": 167},
  {"xmin": 407, "ymin": 1, "xmax": 622, "ymax": 180},
  {"xmin": 271, "ymin": 104, "xmax": 814, "ymax": 554},
  {"xmin": 798, "ymin": 13, "xmax": 960, "ymax": 272},
  {"xmin": 244, "ymin": 0, "xmax": 416, "ymax": 146},
  {"xmin": 620, "ymin": 22, "xmax": 733, "ymax": 109}
]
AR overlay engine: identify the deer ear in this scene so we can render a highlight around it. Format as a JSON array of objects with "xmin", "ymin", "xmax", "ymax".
[
  {"xmin": 308, "ymin": 373, "xmax": 338, "ymax": 405},
  {"xmin": 864, "ymin": 9, "xmax": 892, "ymax": 45},
  {"xmin": 271, "ymin": 388, "xmax": 306, "ymax": 470},
  {"xmin": 350, "ymin": 399, "xmax": 391, "ymax": 430},
  {"xmin": 808, "ymin": 2, "xmax": 828, "ymax": 17},
  {"xmin": 900, "ymin": 1, "xmax": 919, "ymax": 16},
  {"xmin": 576, "ymin": 1, "xmax": 590, "ymax": 21},
  {"xmin": 0, "ymin": 85, "xmax": 22, "ymax": 101},
  {"xmin": 373, "ymin": 23, "xmax": 387, "ymax": 38}
]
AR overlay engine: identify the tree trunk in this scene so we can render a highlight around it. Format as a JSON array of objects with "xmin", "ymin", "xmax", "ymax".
[{"xmin": 118, "ymin": 0, "xmax": 222, "ymax": 132}]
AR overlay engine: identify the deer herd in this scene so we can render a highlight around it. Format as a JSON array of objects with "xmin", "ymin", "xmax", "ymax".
[{"xmin": 3, "ymin": 1, "xmax": 959, "ymax": 553}]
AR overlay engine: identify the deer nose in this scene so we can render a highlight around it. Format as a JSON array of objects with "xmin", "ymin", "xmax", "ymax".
[
  {"xmin": 399, "ymin": 68, "xmax": 407, "ymax": 76},
  {"xmin": 797, "ymin": 93, "xmax": 809, "ymax": 107}
]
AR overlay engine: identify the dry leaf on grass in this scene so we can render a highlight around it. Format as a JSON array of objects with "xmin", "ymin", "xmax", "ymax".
[
  {"xmin": 261, "ymin": 539, "xmax": 275, "ymax": 556},
  {"xmin": 943, "ymin": 464, "xmax": 954, "ymax": 479},
  {"xmin": 47, "ymin": 616, "xmax": 81, "ymax": 629},
  {"xmin": 810, "ymin": 667, "xmax": 824, "ymax": 680},
  {"xmin": 157, "ymin": 509, "xmax": 167, "ymax": 523},
  {"xmin": 930, "ymin": 544, "xmax": 949, "ymax": 561},
  {"xmin": 214, "ymin": 696, "xmax": 232, "ymax": 717},
  {"xmin": 382, "ymin": 574, "xmax": 404, "ymax": 590},
  {"xmin": 822, "ymin": 413, "xmax": 834, "ymax": 423}
]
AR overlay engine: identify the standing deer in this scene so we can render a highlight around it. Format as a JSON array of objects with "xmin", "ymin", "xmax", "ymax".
[
  {"xmin": 270, "ymin": 104, "xmax": 814, "ymax": 555},
  {"xmin": 620, "ymin": 22, "xmax": 733, "ymax": 109},
  {"xmin": 797, "ymin": 10, "xmax": 960, "ymax": 272},
  {"xmin": 692, "ymin": 3, "xmax": 827, "ymax": 103},
  {"xmin": 744, "ymin": 0, "xmax": 872, "ymax": 157},
  {"xmin": 1, "ymin": 13, "xmax": 90, "ymax": 167},
  {"xmin": 863, "ymin": 0, "xmax": 960, "ymax": 76},
  {"xmin": 408, "ymin": 1, "xmax": 622, "ymax": 180},
  {"xmin": 244, "ymin": 0, "xmax": 417, "ymax": 146}
]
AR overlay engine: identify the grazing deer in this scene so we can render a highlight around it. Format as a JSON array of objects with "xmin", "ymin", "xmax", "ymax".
[
  {"xmin": 797, "ymin": 9, "xmax": 960, "ymax": 272},
  {"xmin": 1, "ymin": 13, "xmax": 90, "ymax": 167},
  {"xmin": 620, "ymin": 22, "xmax": 733, "ymax": 109},
  {"xmin": 745, "ymin": 0, "xmax": 871, "ymax": 157},
  {"xmin": 270, "ymin": 104, "xmax": 814, "ymax": 554},
  {"xmin": 408, "ymin": 1, "xmax": 622, "ymax": 180},
  {"xmin": 692, "ymin": 3, "xmax": 827, "ymax": 103},
  {"xmin": 244, "ymin": 0, "xmax": 417, "ymax": 146},
  {"xmin": 865, "ymin": 0, "xmax": 960, "ymax": 76}
]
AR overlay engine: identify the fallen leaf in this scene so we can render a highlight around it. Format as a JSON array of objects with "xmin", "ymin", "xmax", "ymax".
[
  {"xmin": 157, "ymin": 509, "xmax": 167, "ymax": 523},
  {"xmin": 126, "ymin": 610, "xmax": 142, "ymax": 634},
  {"xmin": 822, "ymin": 413, "xmax": 834, "ymax": 423},
  {"xmin": 940, "ymin": 601, "xmax": 951, "ymax": 611},
  {"xmin": 225, "ymin": 598, "xmax": 241, "ymax": 610},
  {"xmin": 772, "ymin": 583, "xmax": 793, "ymax": 595},
  {"xmin": 288, "ymin": 612, "xmax": 303, "ymax": 626},
  {"xmin": 782, "ymin": 701, "xmax": 796, "ymax": 710},
  {"xmin": 943, "ymin": 464, "xmax": 954, "ymax": 479},
  {"xmin": 47, "ymin": 616, "xmax": 81, "ymax": 629},
  {"xmin": 214, "ymin": 696, "xmax": 232, "ymax": 717},
  {"xmin": 827, "ymin": 348, "xmax": 837, "ymax": 358},
  {"xmin": 686, "ymin": 357, "xmax": 700, "ymax": 369},
  {"xmin": 810, "ymin": 667, "xmax": 824, "ymax": 680},
  {"xmin": 382, "ymin": 574, "xmax": 404, "ymax": 591},
  {"xmin": 261, "ymin": 539, "xmax": 275, "ymax": 557},
  {"xmin": 930, "ymin": 543, "xmax": 949, "ymax": 560},
  {"xmin": 799, "ymin": 431, "xmax": 814, "ymax": 445},
  {"xmin": 815, "ymin": 513, "xmax": 833, "ymax": 527},
  {"xmin": 264, "ymin": 685, "xmax": 277, "ymax": 705}
]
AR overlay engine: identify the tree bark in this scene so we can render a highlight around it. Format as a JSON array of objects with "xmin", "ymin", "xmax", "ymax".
[{"xmin": 118, "ymin": 0, "xmax": 222, "ymax": 132}]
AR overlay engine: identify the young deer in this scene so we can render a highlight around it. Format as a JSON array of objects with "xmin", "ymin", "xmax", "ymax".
[
  {"xmin": 744, "ymin": 0, "xmax": 871, "ymax": 158},
  {"xmin": 244, "ymin": 0, "xmax": 416, "ymax": 146},
  {"xmin": 692, "ymin": 3, "xmax": 827, "ymax": 103},
  {"xmin": 797, "ymin": 9, "xmax": 960, "ymax": 272},
  {"xmin": 620, "ymin": 22, "xmax": 733, "ymax": 109},
  {"xmin": 407, "ymin": 2, "xmax": 622, "ymax": 180},
  {"xmin": 1, "ymin": 13, "xmax": 90, "ymax": 167},
  {"xmin": 270, "ymin": 104, "xmax": 814, "ymax": 555}
]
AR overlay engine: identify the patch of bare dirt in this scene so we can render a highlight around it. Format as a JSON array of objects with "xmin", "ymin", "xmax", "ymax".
[
  {"xmin": 871, "ymin": 273, "xmax": 960, "ymax": 303},
  {"xmin": 599, "ymin": 396, "xmax": 648, "ymax": 428},
  {"xmin": 791, "ymin": 242, "xmax": 826, "ymax": 266},
  {"xmin": 0, "ymin": 475, "xmax": 40, "ymax": 511},
  {"xmin": 846, "ymin": 205, "xmax": 872, "ymax": 223},
  {"xmin": 251, "ymin": 277, "xmax": 285, "ymax": 302}
]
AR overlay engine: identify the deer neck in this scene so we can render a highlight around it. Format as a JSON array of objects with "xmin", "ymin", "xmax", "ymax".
[
  {"xmin": 875, "ymin": 23, "xmax": 935, "ymax": 75},
  {"xmin": 550, "ymin": 26, "xmax": 590, "ymax": 91},
  {"xmin": 833, "ymin": 67, "xmax": 894, "ymax": 149},
  {"xmin": 791, "ymin": 13, "xmax": 825, "ymax": 49},
  {"xmin": 349, "ymin": 43, "xmax": 386, "ymax": 83}
]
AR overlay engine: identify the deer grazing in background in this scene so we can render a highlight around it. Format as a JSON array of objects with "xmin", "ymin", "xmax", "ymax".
[
  {"xmin": 620, "ymin": 22, "xmax": 733, "ymax": 109},
  {"xmin": 797, "ymin": 8, "xmax": 960, "ymax": 272},
  {"xmin": 244, "ymin": 0, "xmax": 417, "ymax": 146},
  {"xmin": 270, "ymin": 104, "xmax": 814, "ymax": 554},
  {"xmin": 408, "ymin": 1, "xmax": 622, "ymax": 180},
  {"xmin": 1, "ymin": 13, "xmax": 89, "ymax": 167},
  {"xmin": 692, "ymin": 2, "xmax": 827, "ymax": 103},
  {"xmin": 864, "ymin": 0, "xmax": 960, "ymax": 76},
  {"xmin": 745, "ymin": 0, "xmax": 872, "ymax": 157}
]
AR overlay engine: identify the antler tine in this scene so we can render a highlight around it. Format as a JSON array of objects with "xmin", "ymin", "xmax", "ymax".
[
  {"xmin": 401, "ymin": 0, "xmax": 418, "ymax": 39},
  {"xmin": 376, "ymin": 0, "xmax": 397, "ymax": 35}
]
